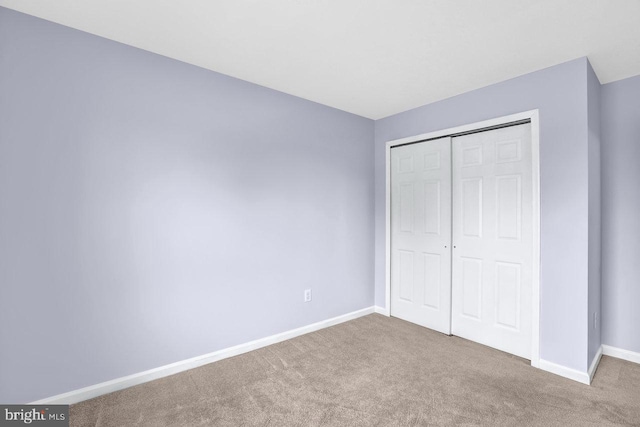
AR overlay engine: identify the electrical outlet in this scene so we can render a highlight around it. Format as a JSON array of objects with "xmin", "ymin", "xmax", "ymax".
[
  {"xmin": 594, "ymin": 312, "xmax": 598, "ymax": 329},
  {"xmin": 304, "ymin": 289, "xmax": 312, "ymax": 302}
]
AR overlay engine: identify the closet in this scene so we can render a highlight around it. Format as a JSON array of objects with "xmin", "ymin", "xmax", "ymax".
[{"xmin": 390, "ymin": 122, "xmax": 533, "ymax": 360}]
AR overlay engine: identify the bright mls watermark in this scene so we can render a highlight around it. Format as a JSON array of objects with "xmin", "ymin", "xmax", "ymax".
[{"xmin": 0, "ymin": 405, "xmax": 68, "ymax": 426}]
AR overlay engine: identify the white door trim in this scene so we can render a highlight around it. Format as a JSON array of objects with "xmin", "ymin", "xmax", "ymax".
[{"xmin": 384, "ymin": 110, "xmax": 541, "ymax": 368}]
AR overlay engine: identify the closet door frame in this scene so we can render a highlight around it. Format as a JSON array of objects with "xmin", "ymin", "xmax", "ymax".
[{"xmin": 383, "ymin": 110, "xmax": 540, "ymax": 369}]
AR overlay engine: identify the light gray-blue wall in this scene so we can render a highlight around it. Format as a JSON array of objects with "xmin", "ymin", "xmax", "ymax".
[
  {"xmin": 0, "ymin": 7, "xmax": 374, "ymax": 403},
  {"xmin": 601, "ymin": 74, "xmax": 640, "ymax": 354},
  {"xmin": 375, "ymin": 58, "xmax": 592, "ymax": 372},
  {"xmin": 587, "ymin": 61, "xmax": 602, "ymax": 367}
]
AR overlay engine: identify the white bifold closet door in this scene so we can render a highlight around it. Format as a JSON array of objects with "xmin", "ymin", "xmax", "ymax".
[
  {"xmin": 390, "ymin": 137, "xmax": 452, "ymax": 335},
  {"xmin": 390, "ymin": 123, "xmax": 533, "ymax": 360},
  {"xmin": 451, "ymin": 123, "xmax": 533, "ymax": 359}
]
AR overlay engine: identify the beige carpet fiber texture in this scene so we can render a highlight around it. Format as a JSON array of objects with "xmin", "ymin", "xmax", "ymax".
[{"xmin": 70, "ymin": 314, "xmax": 640, "ymax": 426}]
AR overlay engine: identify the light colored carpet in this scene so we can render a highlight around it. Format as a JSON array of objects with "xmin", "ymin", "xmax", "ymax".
[{"xmin": 70, "ymin": 314, "xmax": 640, "ymax": 426}]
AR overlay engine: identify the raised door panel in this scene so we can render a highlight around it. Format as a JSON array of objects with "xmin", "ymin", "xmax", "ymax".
[
  {"xmin": 462, "ymin": 178, "xmax": 483, "ymax": 238},
  {"xmin": 461, "ymin": 257, "xmax": 482, "ymax": 319},
  {"xmin": 422, "ymin": 252, "xmax": 441, "ymax": 309},
  {"xmin": 424, "ymin": 180, "xmax": 441, "ymax": 235},
  {"xmin": 398, "ymin": 250, "xmax": 415, "ymax": 302},
  {"xmin": 495, "ymin": 261, "xmax": 521, "ymax": 330},
  {"xmin": 496, "ymin": 175, "xmax": 522, "ymax": 241},
  {"xmin": 399, "ymin": 183, "xmax": 414, "ymax": 233}
]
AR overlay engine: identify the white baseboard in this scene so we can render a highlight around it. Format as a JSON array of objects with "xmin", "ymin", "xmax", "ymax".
[
  {"xmin": 538, "ymin": 359, "xmax": 590, "ymax": 385},
  {"xmin": 538, "ymin": 345, "xmax": 605, "ymax": 385},
  {"xmin": 374, "ymin": 306, "xmax": 390, "ymax": 316},
  {"xmin": 588, "ymin": 345, "xmax": 603, "ymax": 383},
  {"xmin": 539, "ymin": 344, "xmax": 640, "ymax": 386},
  {"xmin": 603, "ymin": 344, "xmax": 640, "ymax": 364},
  {"xmin": 32, "ymin": 306, "xmax": 376, "ymax": 405}
]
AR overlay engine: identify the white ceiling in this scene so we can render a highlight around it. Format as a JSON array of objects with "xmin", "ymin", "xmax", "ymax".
[{"xmin": 1, "ymin": 1, "xmax": 639, "ymax": 119}]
